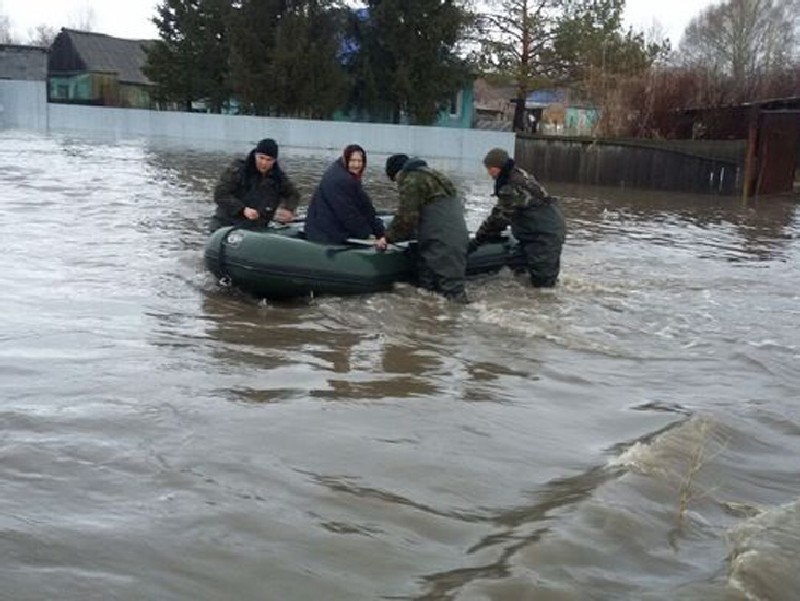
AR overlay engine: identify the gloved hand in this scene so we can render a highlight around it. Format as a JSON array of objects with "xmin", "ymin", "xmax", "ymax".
[{"xmin": 467, "ymin": 239, "xmax": 481, "ymax": 254}]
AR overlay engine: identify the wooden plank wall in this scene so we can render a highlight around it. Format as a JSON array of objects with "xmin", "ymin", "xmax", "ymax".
[
  {"xmin": 515, "ymin": 136, "xmax": 743, "ymax": 195},
  {"xmin": 756, "ymin": 113, "xmax": 800, "ymax": 195}
]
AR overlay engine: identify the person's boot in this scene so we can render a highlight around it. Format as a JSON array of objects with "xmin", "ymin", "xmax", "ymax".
[
  {"xmin": 531, "ymin": 276, "xmax": 557, "ymax": 288},
  {"xmin": 444, "ymin": 290, "xmax": 471, "ymax": 304}
]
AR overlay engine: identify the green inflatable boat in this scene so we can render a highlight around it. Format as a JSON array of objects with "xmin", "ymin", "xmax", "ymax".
[{"xmin": 204, "ymin": 223, "xmax": 523, "ymax": 299}]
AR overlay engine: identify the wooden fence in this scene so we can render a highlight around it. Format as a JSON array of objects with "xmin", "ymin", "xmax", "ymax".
[{"xmin": 515, "ymin": 136, "xmax": 745, "ymax": 195}]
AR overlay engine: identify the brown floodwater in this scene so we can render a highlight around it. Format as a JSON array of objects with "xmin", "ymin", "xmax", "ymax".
[{"xmin": 2, "ymin": 130, "xmax": 799, "ymax": 600}]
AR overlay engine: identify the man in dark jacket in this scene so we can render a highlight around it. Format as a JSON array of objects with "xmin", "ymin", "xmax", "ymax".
[
  {"xmin": 384, "ymin": 154, "xmax": 469, "ymax": 303},
  {"xmin": 209, "ymin": 138, "xmax": 300, "ymax": 232},
  {"xmin": 304, "ymin": 144, "xmax": 386, "ymax": 246},
  {"xmin": 471, "ymin": 148, "xmax": 566, "ymax": 288}
]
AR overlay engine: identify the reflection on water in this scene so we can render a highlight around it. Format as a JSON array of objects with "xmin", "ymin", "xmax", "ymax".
[
  {"xmin": 558, "ymin": 182, "xmax": 797, "ymax": 265},
  {"xmin": 1, "ymin": 130, "xmax": 799, "ymax": 600}
]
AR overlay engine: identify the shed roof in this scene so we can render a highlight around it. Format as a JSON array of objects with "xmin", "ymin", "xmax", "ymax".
[
  {"xmin": 526, "ymin": 89, "xmax": 567, "ymax": 108},
  {"xmin": 49, "ymin": 28, "xmax": 154, "ymax": 85}
]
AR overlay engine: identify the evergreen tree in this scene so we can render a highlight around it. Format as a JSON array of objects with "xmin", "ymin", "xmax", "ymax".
[
  {"xmin": 228, "ymin": 0, "xmax": 346, "ymax": 117},
  {"xmin": 143, "ymin": 0, "xmax": 231, "ymax": 113},
  {"xmin": 342, "ymin": 8, "xmax": 389, "ymax": 122},
  {"xmin": 347, "ymin": 0, "xmax": 472, "ymax": 125},
  {"xmin": 227, "ymin": 0, "xmax": 284, "ymax": 115},
  {"xmin": 554, "ymin": 0, "xmax": 665, "ymax": 81},
  {"xmin": 269, "ymin": 2, "xmax": 348, "ymax": 118}
]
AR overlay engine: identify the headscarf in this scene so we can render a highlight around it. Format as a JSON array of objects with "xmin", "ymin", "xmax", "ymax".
[{"xmin": 342, "ymin": 144, "xmax": 367, "ymax": 179}]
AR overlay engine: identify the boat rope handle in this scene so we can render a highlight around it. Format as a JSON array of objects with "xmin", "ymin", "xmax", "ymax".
[{"xmin": 217, "ymin": 226, "xmax": 243, "ymax": 287}]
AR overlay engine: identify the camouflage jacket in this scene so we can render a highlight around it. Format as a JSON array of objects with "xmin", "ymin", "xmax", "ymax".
[
  {"xmin": 385, "ymin": 159, "xmax": 458, "ymax": 242},
  {"xmin": 475, "ymin": 164, "xmax": 554, "ymax": 241}
]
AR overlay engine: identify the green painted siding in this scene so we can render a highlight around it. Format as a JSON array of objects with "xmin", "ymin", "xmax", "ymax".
[
  {"xmin": 332, "ymin": 83, "xmax": 475, "ymax": 129},
  {"xmin": 564, "ymin": 107, "xmax": 599, "ymax": 135},
  {"xmin": 120, "ymin": 84, "xmax": 151, "ymax": 109},
  {"xmin": 49, "ymin": 73, "xmax": 150, "ymax": 108},
  {"xmin": 49, "ymin": 73, "xmax": 91, "ymax": 101},
  {"xmin": 434, "ymin": 86, "xmax": 474, "ymax": 128}
]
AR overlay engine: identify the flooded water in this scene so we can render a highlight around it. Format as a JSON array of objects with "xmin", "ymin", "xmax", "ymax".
[{"xmin": 2, "ymin": 129, "xmax": 799, "ymax": 601}]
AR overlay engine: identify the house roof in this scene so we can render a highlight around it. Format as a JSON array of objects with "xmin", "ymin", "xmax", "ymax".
[
  {"xmin": 473, "ymin": 78, "xmax": 515, "ymax": 104},
  {"xmin": 49, "ymin": 28, "xmax": 154, "ymax": 85},
  {"xmin": 0, "ymin": 43, "xmax": 48, "ymax": 53},
  {"xmin": 677, "ymin": 96, "xmax": 800, "ymax": 113},
  {"xmin": 526, "ymin": 89, "xmax": 567, "ymax": 108}
]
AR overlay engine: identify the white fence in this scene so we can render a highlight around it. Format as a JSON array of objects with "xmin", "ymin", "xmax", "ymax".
[
  {"xmin": 42, "ymin": 104, "xmax": 513, "ymax": 161},
  {"xmin": 0, "ymin": 80, "xmax": 47, "ymax": 130},
  {"xmin": 1, "ymin": 81, "xmax": 513, "ymax": 163}
]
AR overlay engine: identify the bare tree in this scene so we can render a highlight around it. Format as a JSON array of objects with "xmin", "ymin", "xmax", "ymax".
[
  {"xmin": 679, "ymin": 0, "xmax": 800, "ymax": 100},
  {"xmin": 643, "ymin": 21, "xmax": 671, "ymax": 58},
  {"xmin": 1, "ymin": 12, "xmax": 18, "ymax": 43},
  {"xmin": 473, "ymin": 0, "xmax": 634, "ymax": 131},
  {"xmin": 27, "ymin": 23, "xmax": 58, "ymax": 47},
  {"xmin": 473, "ymin": 0, "xmax": 562, "ymax": 131},
  {"xmin": 68, "ymin": 3, "xmax": 96, "ymax": 32}
]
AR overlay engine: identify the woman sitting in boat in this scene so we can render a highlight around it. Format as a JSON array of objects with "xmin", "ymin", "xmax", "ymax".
[
  {"xmin": 209, "ymin": 138, "xmax": 300, "ymax": 232},
  {"xmin": 304, "ymin": 144, "xmax": 387, "ymax": 248}
]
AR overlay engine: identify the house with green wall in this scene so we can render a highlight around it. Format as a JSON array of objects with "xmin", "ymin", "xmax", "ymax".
[{"xmin": 48, "ymin": 29, "xmax": 153, "ymax": 109}]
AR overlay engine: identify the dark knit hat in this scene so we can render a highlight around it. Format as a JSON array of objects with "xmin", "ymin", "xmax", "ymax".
[
  {"xmin": 254, "ymin": 138, "xmax": 278, "ymax": 158},
  {"xmin": 385, "ymin": 153, "xmax": 409, "ymax": 180},
  {"xmin": 483, "ymin": 147, "xmax": 509, "ymax": 169}
]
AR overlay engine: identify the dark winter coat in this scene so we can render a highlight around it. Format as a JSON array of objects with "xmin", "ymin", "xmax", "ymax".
[
  {"xmin": 304, "ymin": 158, "xmax": 385, "ymax": 244},
  {"xmin": 209, "ymin": 151, "xmax": 300, "ymax": 232}
]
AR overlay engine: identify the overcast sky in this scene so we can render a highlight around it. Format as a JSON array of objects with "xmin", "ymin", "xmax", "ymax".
[{"xmin": 2, "ymin": 0, "xmax": 716, "ymax": 45}]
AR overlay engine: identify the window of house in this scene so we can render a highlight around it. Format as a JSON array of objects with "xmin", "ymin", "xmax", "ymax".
[
  {"xmin": 449, "ymin": 90, "xmax": 462, "ymax": 118},
  {"xmin": 50, "ymin": 82, "xmax": 69, "ymax": 99}
]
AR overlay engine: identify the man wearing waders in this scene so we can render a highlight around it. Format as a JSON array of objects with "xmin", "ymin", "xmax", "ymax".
[
  {"xmin": 471, "ymin": 148, "xmax": 566, "ymax": 287},
  {"xmin": 384, "ymin": 154, "xmax": 470, "ymax": 303}
]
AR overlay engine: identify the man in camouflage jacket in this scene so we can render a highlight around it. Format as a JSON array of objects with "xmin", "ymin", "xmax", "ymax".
[
  {"xmin": 472, "ymin": 148, "xmax": 566, "ymax": 287},
  {"xmin": 384, "ymin": 154, "xmax": 469, "ymax": 303}
]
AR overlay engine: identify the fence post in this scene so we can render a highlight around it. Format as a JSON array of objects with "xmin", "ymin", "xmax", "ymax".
[{"xmin": 741, "ymin": 104, "xmax": 760, "ymax": 202}]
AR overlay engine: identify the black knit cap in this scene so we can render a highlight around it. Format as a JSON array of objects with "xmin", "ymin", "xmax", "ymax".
[
  {"xmin": 385, "ymin": 153, "xmax": 409, "ymax": 180},
  {"xmin": 254, "ymin": 138, "xmax": 278, "ymax": 158},
  {"xmin": 483, "ymin": 147, "xmax": 509, "ymax": 169}
]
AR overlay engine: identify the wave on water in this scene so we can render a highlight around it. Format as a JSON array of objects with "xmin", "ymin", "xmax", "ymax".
[
  {"xmin": 726, "ymin": 498, "xmax": 800, "ymax": 601},
  {"xmin": 607, "ymin": 414, "xmax": 800, "ymax": 599},
  {"xmin": 611, "ymin": 415, "xmax": 727, "ymax": 475}
]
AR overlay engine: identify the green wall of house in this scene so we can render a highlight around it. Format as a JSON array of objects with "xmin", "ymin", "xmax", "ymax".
[
  {"xmin": 565, "ymin": 107, "xmax": 599, "ymax": 134},
  {"xmin": 332, "ymin": 84, "xmax": 475, "ymax": 129},
  {"xmin": 49, "ymin": 73, "xmax": 151, "ymax": 108},
  {"xmin": 49, "ymin": 73, "xmax": 91, "ymax": 101}
]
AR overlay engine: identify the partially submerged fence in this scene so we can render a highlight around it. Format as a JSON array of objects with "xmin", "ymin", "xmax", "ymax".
[{"xmin": 516, "ymin": 135, "xmax": 745, "ymax": 195}]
